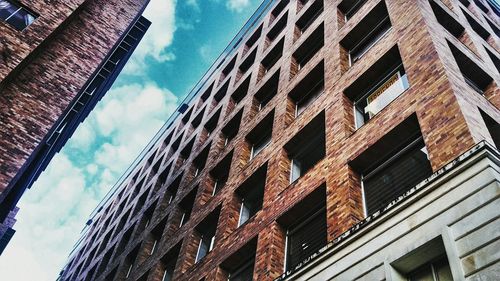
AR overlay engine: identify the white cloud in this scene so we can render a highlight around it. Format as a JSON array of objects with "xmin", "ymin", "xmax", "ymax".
[
  {"xmin": 124, "ymin": 0, "xmax": 177, "ymax": 74},
  {"xmin": 226, "ymin": 0, "xmax": 251, "ymax": 12},
  {"xmin": 199, "ymin": 43, "xmax": 215, "ymax": 63}
]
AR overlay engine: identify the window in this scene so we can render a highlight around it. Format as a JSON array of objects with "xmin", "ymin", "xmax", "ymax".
[
  {"xmin": 180, "ymin": 138, "xmax": 195, "ymax": 161},
  {"xmin": 191, "ymin": 107, "xmax": 205, "ymax": 129},
  {"xmin": 338, "ymin": 0, "xmax": 368, "ymax": 21},
  {"xmin": 270, "ymin": 0, "xmax": 289, "ymax": 25},
  {"xmin": 278, "ymin": 185, "xmax": 327, "ymax": 271},
  {"xmin": 123, "ymin": 247, "xmax": 139, "ymax": 279},
  {"xmin": 480, "ymin": 110, "xmax": 500, "ymax": 148},
  {"xmin": 0, "ymin": 0, "xmax": 37, "ymax": 30},
  {"xmin": 220, "ymin": 238, "xmax": 257, "ymax": 281},
  {"xmin": 182, "ymin": 107, "xmax": 194, "ymax": 124},
  {"xmin": 345, "ymin": 46, "xmax": 409, "ymax": 129},
  {"xmin": 340, "ymin": 2, "xmax": 391, "ymax": 65},
  {"xmin": 214, "ymin": 80, "xmax": 230, "ymax": 103},
  {"xmin": 285, "ymin": 112, "xmax": 325, "ymax": 183},
  {"xmin": 220, "ymin": 56, "xmax": 237, "ymax": 83},
  {"xmin": 429, "ymin": 0, "xmax": 466, "ymax": 39},
  {"xmin": 391, "ymin": 237, "xmax": 454, "ymax": 281},
  {"xmin": 231, "ymin": 76, "xmax": 251, "ymax": 105},
  {"xmin": 159, "ymin": 242, "xmax": 181, "ymax": 281},
  {"xmin": 485, "ymin": 17, "xmax": 500, "ymax": 38},
  {"xmin": 192, "ymin": 144, "xmax": 210, "ymax": 177},
  {"xmin": 244, "ymin": 24, "xmax": 263, "ymax": 55},
  {"xmin": 296, "ymin": 0, "xmax": 324, "ymax": 35},
  {"xmin": 204, "ymin": 108, "xmax": 222, "ymax": 137},
  {"xmin": 247, "ymin": 112, "xmax": 274, "ymax": 160},
  {"xmin": 209, "ymin": 151, "xmax": 233, "ymax": 195},
  {"xmin": 148, "ymin": 218, "xmax": 167, "ymax": 256},
  {"xmin": 178, "ymin": 187, "xmax": 197, "ymax": 227},
  {"xmin": 350, "ymin": 115, "xmax": 432, "ymax": 216},
  {"xmin": 194, "ymin": 207, "xmax": 221, "ymax": 263},
  {"xmin": 261, "ymin": 38, "xmax": 285, "ymax": 76},
  {"xmin": 238, "ymin": 49, "xmax": 257, "ymax": 78},
  {"xmin": 236, "ymin": 164, "xmax": 267, "ymax": 226},
  {"xmin": 165, "ymin": 173, "xmax": 183, "ymax": 204},
  {"xmin": 254, "ymin": 70, "xmax": 280, "ymax": 110},
  {"xmin": 447, "ymin": 41, "xmax": 493, "ymax": 94},
  {"xmin": 473, "ymin": 0, "xmax": 489, "ymax": 13},
  {"xmin": 289, "ymin": 61, "xmax": 324, "ymax": 117},
  {"xmin": 222, "ymin": 110, "xmax": 243, "ymax": 146},
  {"xmin": 292, "ymin": 23, "xmax": 324, "ymax": 72},
  {"xmin": 462, "ymin": 8, "xmax": 491, "ymax": 40},
  {"xmin": 268, "ymin": 11, "xmax": 288, "ymax": 43},
  {"xmin": 485, "ymin": 48, "xmax": 500, "ymax": 73}
]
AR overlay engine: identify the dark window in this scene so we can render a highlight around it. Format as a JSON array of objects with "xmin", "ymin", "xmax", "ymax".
[
  {"xmin": 285, "ymin": 112, "xmax": 326, "ymax": 183},
  {"xmin": 204, "ymin": 108, "xmax": 222, "ymax": 137},
  {"xmin": 191, "ymin": 107, "xmax": 206, "ymax": 129},
  {"xmin": 0, "ymin": 0, "xmax": 37, "ymax": 30},
  {"xmin": 210, "ymin": 151, "xmax": 233, "ymax": 195},
  {"xmin": 345, "ymin": 46, "xmax": 409, "ymax": 128},
  {"xmin": 462, "ymin": 8, "xmax": 491, "ymax": 40},
  {"xmin": 447, "ymin": 41, "xmax": 493, "ymax": 94},
  {"xmin": 221, "ymin": 238, "xmax": 257, "ymax": 281},
  {"xmin": 193, "ymin": 143, "xmax": 210, "ymax": 177},
  {"xmin": 262, "ymin": 39, "xmax": 285, "ymax": 74},
  {"xmin": 194, "ymin": 206, "xmax": 221, "ymax": 262},
  {"xmin": 407, "ymin": 257, "xmax": 453, "ymax": 281},
  {"xmin": 171, "ymin": 133, "xmax": 183, "ymax": 152},
  {"xmin": 165, "ymin": 174, "xmax": 183, "ymax": 204},
  {"xmin": 149, "ymin": 218, "xmax": 167, "ymax": 255},
  {"xmin": 182, "ymin": 107, "xmax": 193, "ymax": 124},
  {"xmin": 429, "ymin": 0, "xmax": 465, "ymax": 38},
  {"xmin": 214, "ymin": 80, "xmax": 231, "ymax": 103},
  {"xmin": 123, "ymin": 246, "xmax": 139, "ymax": 279},
  {"xmin": 338, "ymin": 0, "xmax": 368, "ymax": 21},
  {"xmin": 180, "ymin": 138, "xmax": 195, "ymax": 160},
  {"xmin": 236, "ymin": 164, "xmax": 267, "ymax": 226},
  {"xmin": 278, "ymin": 185, "xmax": 327, "ymax": 271},
  {"xmin": 178, "ymin": 187, "xmax": 197, "ymax": 227},
  {"xmin": 244, "ymin": 24, "xmax": 263, "ymax": 53},
  {"xmin": 340, "ymin": 2, "xmax": 391, "ymax": 65},
  {"xmin": 200, "ymin": 83, "xmax": 214, "ymax": 102},
  {"xmin": 270, "ymin": 0, "xmax": 289, "ymax": 24},
  {"xmin": 350, "ymin": 115, "xmax": 432, "ymax": 216},
  {"xmin": 160, "ymin": 242, "xmax": 181, "ymax": 281},
  {"xmin": 268, "ymin": 12, "xmax": 288, "ymax": 42},
  {"xmin": 485, "ymin": 17, "xmax": 500, "ymax": 37},
  {"xmin": 254, "ymin": 70, "xmax": 280, "ymax": 110},
  {"xmin": 293, "ymin": 23, "xmax": 324, "ymax": 71},
  {"xmin": 247, "ymin": 112, "xmax": 274, "ymax": 160},
  {"xmin": 231, "ymin": 76, "xmax": 251, "ymax": 105},
  {"xmin": 480, "ymin": 110, "xmax": 500, "ymax": 148},
  {"xmin": 289, "ymin": 61, "xmax": 324, "ymax": 117},
  {"xmin": 222, "ymin": 110, "xmax": 243, "ymax": 146},
  {"xmin": 220, "ymin": 56, "xmax": 237, "ymax": 83},
  {"xmin": 473, "ymin": 0, "xmax": 489, "ymax": 13},
  {"xmin": 296, "ymin": 0, "xmax": 324, "ymax": 34},
  {"xmin": 239, "ymin": 49, "xmax": 257, "ymax": 76}
]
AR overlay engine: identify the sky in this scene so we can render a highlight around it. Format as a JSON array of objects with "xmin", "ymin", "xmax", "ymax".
[{"xmin": 0, "ymin": 0, "xmax": 262, "ymax": 280}]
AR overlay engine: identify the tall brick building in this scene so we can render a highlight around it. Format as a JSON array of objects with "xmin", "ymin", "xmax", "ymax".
[
  {"xmin": 0, "ymin": 0, "xmax": 151, "ymax": 254},
  {"xmin": 61, "ymin": 0, "xmax": 500, "ymax": 280}
]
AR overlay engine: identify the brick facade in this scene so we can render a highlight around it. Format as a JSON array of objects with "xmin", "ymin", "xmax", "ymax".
[{"xmin": 61, "ymin": 0, "xmax": 500, "ymax": 280}]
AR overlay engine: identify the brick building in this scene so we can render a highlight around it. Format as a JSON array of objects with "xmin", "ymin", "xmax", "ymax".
[
  {"xmin": 60, "ymin": 0, "xmax": 500, "ymax": 280},
  {"xmin": 0, "ymin": 0, "xmax": 151, "ymax": 254}
]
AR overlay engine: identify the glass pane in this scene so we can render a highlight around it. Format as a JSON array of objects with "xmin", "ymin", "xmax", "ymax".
[
  {"xmin": 0, "ymin": 1, "xmax": 18, "ymax": 20},
  {"xmin": 291, "ymin": 159, "xmax": 301, "ymax": 182},
  {"xmin": 6, "ymin": 8, "xmax": 35, "ymax": 30},
  {"xmin": 162, "ymin": 270, "xmax": 172, "ymax": 281},
  {"xmin": 238, "ymin": 203, "xmax": 250, "ymax": 226},
  {"xmin": 196, "ymin": 240, "xmax": 208, "ymax": 262},
  {"xmin": 365, "ymin": 73, "xmax": 408, "ymax": 118}
]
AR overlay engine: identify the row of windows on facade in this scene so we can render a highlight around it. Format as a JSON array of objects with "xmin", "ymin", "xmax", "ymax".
[
  {"xmin": 120, "ymin": 105, "xmax": 499, "ymax": 281},
  {"xmin": 86, "ymin": 0, "xmax": 498, "ymax": 264},
  {"xmin": 0, "ymin": 0, "xmax": 36, "ymax": 30},
  {"xmin": 171, "ymin": 0, "xmax": 497, "ymax": 159},
  {"xmin": 85, "ymin": 0, "xmax": 499, "ymax": 257}
]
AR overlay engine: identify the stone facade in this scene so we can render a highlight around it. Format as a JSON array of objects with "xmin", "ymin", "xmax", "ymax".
[{"xmin": 60, "ymin": 0, "xmax": 500, "ymax": 280}]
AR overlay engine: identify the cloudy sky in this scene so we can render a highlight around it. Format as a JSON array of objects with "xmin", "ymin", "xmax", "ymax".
[{"xmin": 0, "ymin": 0, "xmax": 261, "ymax": 280}]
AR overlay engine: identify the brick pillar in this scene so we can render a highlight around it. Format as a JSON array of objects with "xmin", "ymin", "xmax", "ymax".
[{"xmin": 254, "ymin": 222, "xmax": 286, "ymax": 281}]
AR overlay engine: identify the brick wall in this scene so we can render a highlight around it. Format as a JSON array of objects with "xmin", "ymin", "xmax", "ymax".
[{"xmin": 61, "ymin": 1, "xmax": 500, "ymax": 280}]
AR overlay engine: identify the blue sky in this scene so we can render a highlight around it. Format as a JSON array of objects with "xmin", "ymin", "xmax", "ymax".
[{"xmin": 0, "ymin": 0, "xmax": 262, "ymax": 280}]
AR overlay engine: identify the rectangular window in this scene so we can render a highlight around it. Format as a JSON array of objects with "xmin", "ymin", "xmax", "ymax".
[
  {"xmin": 159, "ymin": 242, "xmax": 181, "ymax": 281},
  {"xmin": 407, "ymin": 257, "xmax": 453, "ymax": 281},
  {"xmin": 292, "ymin": 23, "xmax": 324, "ymax": 71},
  {"xmin": 248, "ymin": 113, "xmax": 273, "ymax": 160},
  {"xmin": 338, "ymin": 0, "xmax": 368, "ymax": 21},
  {"xmin": 289, "ymin": 61, "xmax": 324, "ymax": 117},
  {"xmin": 231, "ymin": 76, "xmax": 251, "ymax": 105},
  {"xmin": 480, "ymin": 110, "xmax": 500, "ymax": 149},
  {"xmin": 220, "ymin": 238, "xmax": 257, "ymax": 281},
  {"xmin": 296, "ymin": 0, "xmax": 324, "ymax": 34},
  {"xmin": 285, "ymin": 112, "xmax": 325, "ymax": 183},
  {"xmin": 221, "ymin": 110, "xmax": 243, "ymax": 146},
  {"xmin": 270, "ymin": 0, "xmax": 289, "ymax": 25},
  {"xmin": 268, "ymin": 11, "xmax": 288, "ymax": 42},
  {"xmin": 262, "ymin": 38, "xmax": 285, "ymax": 75},
  {"xmin": 236, "ymin": 164, "xmax": 267, "ymax": 226},
  {"xmin": 244, "ymin": 24, "xmax": 263, "ymax": 55},
  {"xmin": 340, "ymin": 2, "xmax": 391, "ymax": 65},
  {"xmin": 254, "ymin": 70, "xmax": 280, "ymax": 110},
  {"xmin": 178, "ymin": 187, "xmax": 197, "ymax": 227},
  {"xmin": 192, "ymin": 144, "xmax": 210, "ymax": 178},
  {"xmin": 210, "ymin": 151, "xmax": 233, "ymax": 196},
  {"xmin": 350, "ymin": 115, "xmax": 432, "ymax": 216},
  {"xmin": 447, "ymin": 40, "xmax": 493, "ymax": 94},
  {"xmin": 429, "ymin": 0, "xmax": 466, "ymax": 38},
  {"xmin": 0, "ymin": 0, "xmax": 37, "ymax": 30},
  {"xmin": 149, "ymin": 218, "xmax": 167, "ymax": 255},
  {"xmin": 204, "ymin": 108, "xmax": 222, "ymax": 137},
  {"xmin": 345, "ymin": 46, "xmax": 409, "ymax": 129},
  {"xmin": 194, "ymin": 207, "xmax": 221, "ymax": 263},
  {"xmin": 278, "ymin": 185, "xmax": 327, "ymax": 271},
  {"xmin": 462, "ymin": 8, "xmax": 491, "ymax": 40}
]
